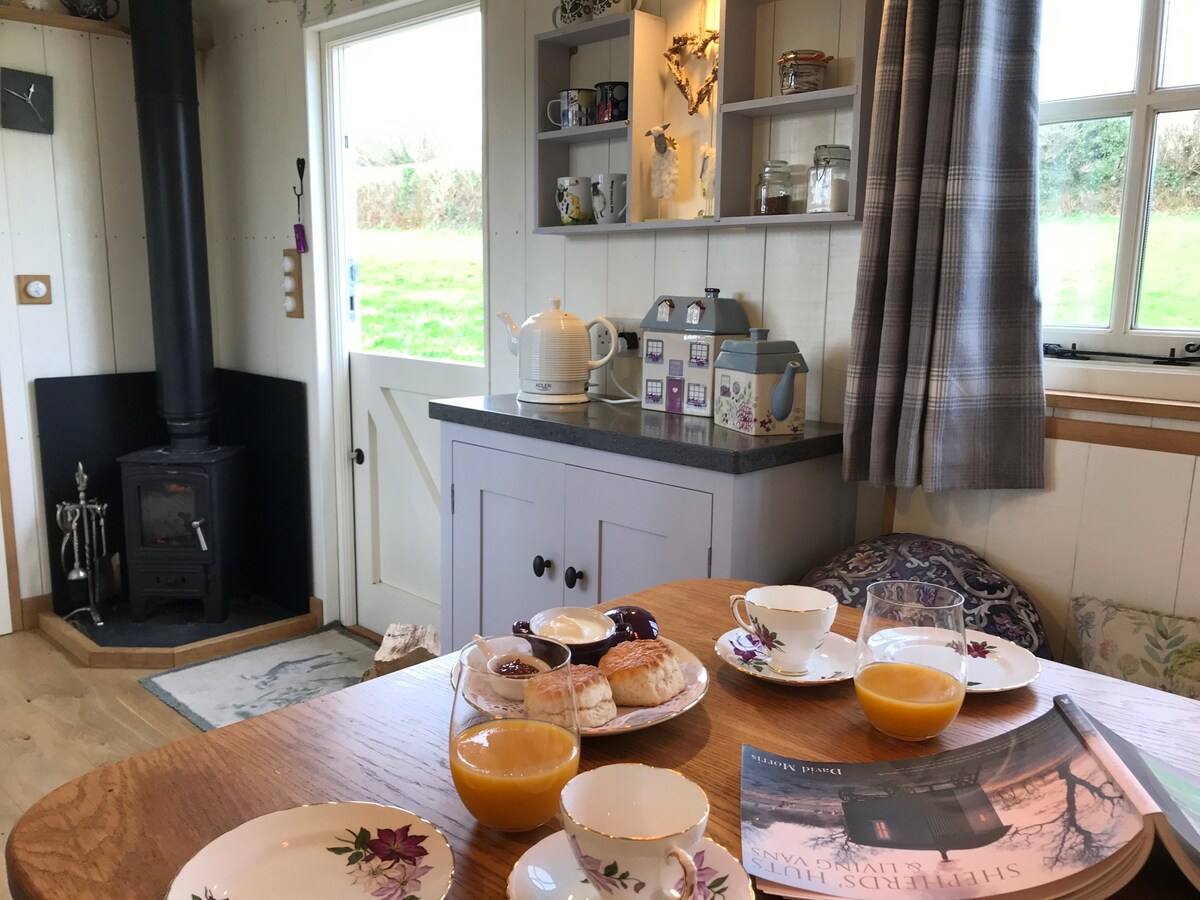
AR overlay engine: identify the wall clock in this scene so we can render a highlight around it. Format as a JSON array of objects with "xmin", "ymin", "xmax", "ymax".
[{"xmin": 1, "ymin": 68, "xmax": 54, "ymax": 135}]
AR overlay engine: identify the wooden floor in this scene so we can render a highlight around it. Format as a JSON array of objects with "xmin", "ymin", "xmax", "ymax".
[{"xmin": 0, "ymin": 630, "xmax": 199, "ymax": 900}]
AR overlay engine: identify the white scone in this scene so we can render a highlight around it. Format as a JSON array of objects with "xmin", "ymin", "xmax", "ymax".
[
  {"xmin": 599, "ymin": 639, "xmax": 685, "ymax": 707},
  {"xmin": 524, "ymin": 664, "xmax": 617, "ymax": 728}
]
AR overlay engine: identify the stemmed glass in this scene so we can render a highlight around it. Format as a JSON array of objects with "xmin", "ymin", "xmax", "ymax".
[
  {"xmin": 448, "ymin": 634, "xmax": 580, "ymax": 831},
  {"xmin": 853, "ymin": 581, "xmax": 968, "ymax": 741}
]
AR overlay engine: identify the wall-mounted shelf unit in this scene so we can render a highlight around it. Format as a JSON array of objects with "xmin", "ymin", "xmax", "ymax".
[
  {"xmin": 534, "ymin": 10, "xmax": 668, "ymax": 231},
  {"xmin": 532, "ymin": 0, "xmax": 882, "ymax": 235},
  {"xmin": 0, "ymin": 6, "xmax": 215, "ymax": 50}
]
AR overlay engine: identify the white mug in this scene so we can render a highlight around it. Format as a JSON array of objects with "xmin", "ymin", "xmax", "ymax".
[
  {"xmin": 591, "ymin": 173, "xmax": 628, "ymax": 224},
  {"xmin": 593, "ymin": 0, "xmax": 643, "ymax": 17},
  {"xmin": 556, "ymin": 176, "xmax": 595, "ymax": 225},
  {"xmin": 562, "ymin": 764, "xmax": 708, "ymax": 899},
  {"xmin": 730, "ymin": 585, "xmax": 837, "ymax": 675}
]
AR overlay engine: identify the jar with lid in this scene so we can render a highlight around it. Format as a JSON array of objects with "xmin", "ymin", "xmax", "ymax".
[
  {"xmin": 807, "ymin": 144, "xmax": 851, "ymax": 213},
  {"xmin": 777, "ymin": 49, "xmax": 833, "ymax": 95},
  {"xmin": 754, "ymin": 159, "xmax": 791, "ymax": 216}
]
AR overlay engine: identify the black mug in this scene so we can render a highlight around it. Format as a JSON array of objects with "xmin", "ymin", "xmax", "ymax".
[
  {"xmin": 60, "ymin": 0, "xmax": 121, "ymax": 21},
  {"xmin": 595, "ymin": 81, "xmax": 630, "ymax": 124}
]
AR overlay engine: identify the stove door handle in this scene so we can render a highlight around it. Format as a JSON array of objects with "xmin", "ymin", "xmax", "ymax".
[{"xmin": 191, "ymin": 518, "xmax": 209, "ymax": 552}]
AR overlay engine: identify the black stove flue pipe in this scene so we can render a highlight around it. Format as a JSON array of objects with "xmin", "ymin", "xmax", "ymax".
[{"xmin": 129, "ymin": 0, "xmax": 216, "ymax": 452}]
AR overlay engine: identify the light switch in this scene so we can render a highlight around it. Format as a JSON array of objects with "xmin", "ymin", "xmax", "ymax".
[
  {"xmin": 281, "ymin": 249, "xmax": 304, "ymax": 319},
  {"xmin": 16, "ymin": 274, "xmax": 52, "ymax": 305}
]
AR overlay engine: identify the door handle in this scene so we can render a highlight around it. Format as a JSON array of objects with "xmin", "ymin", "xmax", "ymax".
[
  {"xmin": 351, "ymin": 448, "xmax": 364, "ymax": 465},
  {"xmin": 532, "ymin": 555, "xmax": 552, "ymax": 578},
  {"xmin": 564, "ymin": 566, "xmax": 584, "ymax": 590}
]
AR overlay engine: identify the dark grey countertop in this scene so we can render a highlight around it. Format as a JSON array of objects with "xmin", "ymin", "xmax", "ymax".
[{"xmin": 429, "ymin": 395, "xmax": 844, "ymax": 475}]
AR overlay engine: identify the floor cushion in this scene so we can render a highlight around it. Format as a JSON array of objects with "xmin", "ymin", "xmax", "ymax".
[
  {"xmin": 800, "ymin": 532, "xmax": 1052, "ymax": 659},
  {"xmin": 1070, "ymin": 596, "xmax": 1200, "ymax": 699}
]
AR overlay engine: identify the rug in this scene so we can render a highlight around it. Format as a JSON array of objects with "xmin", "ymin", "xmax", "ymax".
[{"xmin": 140, "ymin": 627, "xmax": 378, "ymax": 731}]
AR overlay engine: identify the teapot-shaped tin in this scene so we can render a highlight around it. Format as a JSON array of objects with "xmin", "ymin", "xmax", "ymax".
[
  {"xmin": 496, "ymin": 297, "xmax": 616, "ymax": 404},
  {"xmin": 713, "ymin": 328, "xmax": 808, "ymax": 435}
]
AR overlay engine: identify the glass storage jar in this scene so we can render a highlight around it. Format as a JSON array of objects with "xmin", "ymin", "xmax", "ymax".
[
  {"xmin": 754, "ymin": 159, "xmax": 792, "ymax": 216},
  {"xmin": 807, "ymin": 144, "xmax": 851, "ymax": 213},
  {"xmin": 777, "ymin": 49, "xmax": 833, "ymax": 95}
]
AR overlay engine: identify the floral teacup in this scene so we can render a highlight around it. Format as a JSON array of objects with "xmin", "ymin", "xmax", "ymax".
[
  {"xmin": 561, "ymin": 764, "xmax": 709, "ymax": 899},
  {"xmin": 730, "ymin": 585, "xmax": 837, "ymax": 675}
]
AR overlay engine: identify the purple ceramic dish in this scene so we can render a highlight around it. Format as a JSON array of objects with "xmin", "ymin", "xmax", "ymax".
[{"xmin": 604, "ymin": 605, "xmax": 660, "ymax": 640}]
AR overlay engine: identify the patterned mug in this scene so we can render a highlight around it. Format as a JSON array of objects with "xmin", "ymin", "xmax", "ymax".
[
  {"xmin": 556, "ymin": 176, "xmax": 595, "ymax": 225},
  {"xmin": 595, "ymin": 81, "xmax": 629, "ymax": 123},
  {"xmin": 552, "ymin": 0, "xmax": 591, "ymax": 27},
  {"xmin": 591, "ymin": 174, "xmax": 628, "ymax": 225},
  {"xmin": 593, "ymin": 0, "xmax": 643, "ymax": 17},
  {"xmin": 547, "ymin": 88, "xmax": 597, "ymax": 129}
]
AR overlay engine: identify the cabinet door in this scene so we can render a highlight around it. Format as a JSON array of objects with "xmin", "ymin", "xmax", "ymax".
[
  {"xmin": 561, "ymin": 467, "xmax": 713, "ymax": 606},
  {"xmin": 450, "ymin": 443, "xmax": 565, "ymax": 646}
]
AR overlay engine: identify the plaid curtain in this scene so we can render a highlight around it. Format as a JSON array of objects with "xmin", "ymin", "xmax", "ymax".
[{"xmin": 842, "ymin": 0, "xmax": 1045, "ymax": 491}]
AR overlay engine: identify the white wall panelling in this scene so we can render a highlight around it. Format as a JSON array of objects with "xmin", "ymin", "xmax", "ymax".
[{"xmin": 0, "ymin": 21, "xmax": 161, "ymax": 607}]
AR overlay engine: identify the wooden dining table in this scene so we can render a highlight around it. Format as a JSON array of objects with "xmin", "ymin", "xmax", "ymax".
[{"xmin": 8, "ymin": 578, "xmax": 1200, "ymax": 899}]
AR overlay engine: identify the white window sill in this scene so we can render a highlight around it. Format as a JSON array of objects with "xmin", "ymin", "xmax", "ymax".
[{"xmin": 1044, "ymin": 358, "xmax": 1200, "ymax": 404}]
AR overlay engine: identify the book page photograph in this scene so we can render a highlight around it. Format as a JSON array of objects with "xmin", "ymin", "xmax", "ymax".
[{"xmin": 742, "ymin": 708, "xmax": 1146, "ymax": 899}]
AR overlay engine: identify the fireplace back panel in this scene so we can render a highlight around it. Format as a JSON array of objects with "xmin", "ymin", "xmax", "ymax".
[{"xmin": 34, "ymin": 369, "xmax": 311, "ymax": 616}]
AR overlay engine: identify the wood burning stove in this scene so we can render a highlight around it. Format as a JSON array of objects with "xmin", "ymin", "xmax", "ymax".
[
  {"xmin": 118, "ymin": 0, "xmax": 246, "ymax": 623},
  {"xmin": 119, "ymin": 446, "xmax": 246, "ymax": 622}
]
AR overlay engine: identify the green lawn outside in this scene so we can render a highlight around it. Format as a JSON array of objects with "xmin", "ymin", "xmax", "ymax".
[
  {"xmin": 354, "ymin": 229, "xmax": 485, "ymax": 364},
  {"xmin": 1039, "ymin": 213, "xmax": 1200, "ymax": 330},
  {"xmin": 354, "ymin": 217, "xmax": 1198, "ymax": 363}
]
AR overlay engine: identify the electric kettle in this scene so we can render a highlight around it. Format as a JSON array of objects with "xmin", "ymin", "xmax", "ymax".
[{"xmin": 496, "ymin": 298, "xmax": 616, "ymax": 404}]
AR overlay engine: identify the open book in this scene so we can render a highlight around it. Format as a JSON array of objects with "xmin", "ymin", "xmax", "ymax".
[{"xmin": 740, "ymin": 696, "xmax": 1200, "ymax": 899}]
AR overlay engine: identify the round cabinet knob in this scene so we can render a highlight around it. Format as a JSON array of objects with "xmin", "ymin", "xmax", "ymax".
[
  {"xmin": 283, "ymin": 296, "xmax": 297, "ymax": 314},
  {"xmin": 282, "ymin": 275, "xmax": 296, "ymax": 292},
  {"xmin": 532, "ymin": 555, "xmax": 552, "ymax": 578},
  {"xmin": 281, "ymin": 254, "xmax": 295, "ymax": 274},
  {"xmin": 24, "ymin": 279, "xmax": 48, "ymax": 299},
  {"xmin": 564, "ymin": 566, "xmax": 584, "ymax": 590}
]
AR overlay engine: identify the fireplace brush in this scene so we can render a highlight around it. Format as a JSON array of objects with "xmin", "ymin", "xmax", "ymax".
[{"xmin": 57, "ymin": 462, "xmax": 108, "ymax": 627}]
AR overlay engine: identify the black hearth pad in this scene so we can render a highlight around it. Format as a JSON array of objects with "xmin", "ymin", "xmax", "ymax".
[{"xmin": 70, "ymin": 595, "xmax": 300, "ymax": 648}]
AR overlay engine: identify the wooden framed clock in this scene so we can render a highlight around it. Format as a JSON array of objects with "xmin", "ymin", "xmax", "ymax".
[{"xmin": 1, "ymin": 68, "xmax": 54, "ymax": 135}]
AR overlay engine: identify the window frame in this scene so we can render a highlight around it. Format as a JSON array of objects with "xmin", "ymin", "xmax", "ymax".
[{"xmin": 1039, "ymin": 0, "xmax": 1200, "ymax": 357}]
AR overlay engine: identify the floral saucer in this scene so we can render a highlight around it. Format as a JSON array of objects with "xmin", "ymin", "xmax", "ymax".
[
  {"xmin": 167, "ymin": 801, "xmax": 454, "ymax": 900},
  {"xmin": 507, "ymin": 830, "xmax": 752, "ymax": 900},
  {"xmin": 714, "ymin": 628, "xmax": 855, "ymax": 685}
]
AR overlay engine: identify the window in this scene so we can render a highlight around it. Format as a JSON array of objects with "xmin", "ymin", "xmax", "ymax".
[
  {"xmin": 686, "ymin": 383, "xmax": 707, "ymax": 408},
  {"xmin": 688, "ymin": 341, "xmax": 710, "ymax": 367},
  {"xmin": 645, "ymin": 379, "xmax": 664, "ymax": 403},
  {"xmin": 645, "ymin": 339, "xmax": 664, "ymax": 363},
  {"xmin": 1038, "ymin": 0, "xmax": 1200, "ymax": 359}
]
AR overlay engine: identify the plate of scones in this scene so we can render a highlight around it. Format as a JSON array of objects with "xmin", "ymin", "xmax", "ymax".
[{"xmin": 460, "ymin": 636, "xmax": 709, "ymax": 737}]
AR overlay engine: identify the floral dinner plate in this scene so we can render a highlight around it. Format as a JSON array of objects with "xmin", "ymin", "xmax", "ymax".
[
  {"xmin": 507, "ymin": 830, "xmax": 752, "ymax": 900},
  {"xmin": 452, "ymin": 637, "xmax": 708, "ymax": 737},
  {"xmin": 961, "ymin": 628, "xmax": 1041, "ymax": 692},
  {"xmin": 167, "ymin": 801, "xmax": 454, "ymax": 900},
  {"xmin": 714, "ymin": 628, "xmax": 855, "ymax": 685}
]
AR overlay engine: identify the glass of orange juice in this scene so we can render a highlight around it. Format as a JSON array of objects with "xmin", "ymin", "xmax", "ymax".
[
  {"xmin": 449, "ymin": 634, "xmax": 580, "ymax": 831},
  {"xmin": 853, "ymin": 582, "xmax": 967, "ymax": 741}
]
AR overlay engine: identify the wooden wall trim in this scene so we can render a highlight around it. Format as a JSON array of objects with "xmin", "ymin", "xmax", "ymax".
[
  {"xmin": 0, "ymin": 372, "xmax": 21, "ymax": 631},
  {"xmin": 1046, "ymin": 390, "xmax": 1200, "ymax": 422},
  {"xmin": 1046, "ymin": 416, "xmax": 1200, "ymax": 456}
]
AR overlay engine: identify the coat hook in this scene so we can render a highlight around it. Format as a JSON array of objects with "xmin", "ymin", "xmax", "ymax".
[{"xmin": 293, "ymin": 157, "xmax": 308, "ymax": 253}]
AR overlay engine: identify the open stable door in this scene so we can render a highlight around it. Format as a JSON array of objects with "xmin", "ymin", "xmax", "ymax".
[{"xmin": 326, "ymin": 4, "xmax": 485, "ymax": 636}]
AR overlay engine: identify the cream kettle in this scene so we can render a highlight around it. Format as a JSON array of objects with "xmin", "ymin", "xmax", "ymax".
[{"xmin": 496, "ymin": 298, "xmax": 616, "ymax": 404}]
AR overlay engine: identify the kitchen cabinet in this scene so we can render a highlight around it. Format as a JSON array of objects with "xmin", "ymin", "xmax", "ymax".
[
  {"xmin": 532, "ymin": 0, "xmax": 883, "ymax": 234},
  {"xmin": 436, "ymin": 405, "xmax": 856, "ymax": 649},
  {"xmin": 449, "ymin": 441, "xmax": 712, "ymax": 644}
]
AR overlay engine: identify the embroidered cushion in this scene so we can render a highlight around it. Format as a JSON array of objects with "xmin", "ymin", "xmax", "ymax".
[
  {"xmin": 800, "ymin": 532, "xmax": 1052, "ymax": 659},
  {"xmin": 1070, "ymin": 597, "xmax": 1200, "ymax": 699}
]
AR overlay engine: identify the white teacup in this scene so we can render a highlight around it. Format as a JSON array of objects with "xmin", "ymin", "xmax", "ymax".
[
  {"xmin": 561, "ymin": 764, "xmax": 708, "ymax": 899},
  {"xmin": 730, "ymin": 585, "xmax": 837, "ymax": 675}
]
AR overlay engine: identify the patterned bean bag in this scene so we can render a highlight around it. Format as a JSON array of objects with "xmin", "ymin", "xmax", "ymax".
[{"xmin": 800, "ymin": 532, "xmax": 1052, "ymax": 659}]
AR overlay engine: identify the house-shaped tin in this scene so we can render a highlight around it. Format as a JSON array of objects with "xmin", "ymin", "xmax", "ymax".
[{"xmin": 640, "ymin": 288, "xmax": 750, "ymax": 418}]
